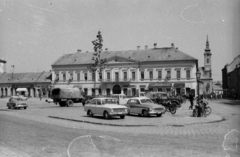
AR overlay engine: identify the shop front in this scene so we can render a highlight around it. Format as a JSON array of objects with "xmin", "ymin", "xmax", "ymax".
[{"xmin": 148, "ymin": 83, "xmax": 172, "ymax": 95}]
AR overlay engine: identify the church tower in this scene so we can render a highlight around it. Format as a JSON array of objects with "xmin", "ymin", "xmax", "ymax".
[{"xmin": 204, "ymin": 35, "xmax": 212, "ymax": 78}]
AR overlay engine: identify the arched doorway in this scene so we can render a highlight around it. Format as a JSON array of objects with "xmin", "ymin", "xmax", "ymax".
[{"xmin": 112, "ymin": 85, "xmax": 121, "ymax": 94}]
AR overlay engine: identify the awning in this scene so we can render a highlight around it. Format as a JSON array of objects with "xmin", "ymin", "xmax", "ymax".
[
  {"xmin": 16, "ymin": 88, "xmax": 27, "ymax": 92},
  {"xmin": 173, "ymin": 83, "xmax": 185, "ymax": 88},
  {"xmin": 149, "ymin": 83, "xmax": 172, "ymax": 88}
]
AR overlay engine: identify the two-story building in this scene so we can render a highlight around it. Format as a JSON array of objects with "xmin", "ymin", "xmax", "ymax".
[{"xmin": 51, "ymin": 43, "xmax": 198, "ymax": 97}]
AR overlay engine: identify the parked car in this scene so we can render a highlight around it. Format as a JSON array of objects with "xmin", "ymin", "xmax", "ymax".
[
  {"xmin": 123, "ymin": 97, "xmax": 166, "ymax": 117},
  {"xmin": 7, "ymin": 97, "xmax": 28, "ymax": 109},
  {"xmin": 84, "ymin": 97, "xmax": 128, "ymax": 119}
]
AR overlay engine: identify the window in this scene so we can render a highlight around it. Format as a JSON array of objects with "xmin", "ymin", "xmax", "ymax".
[
  {"xmin": 84, "ymin": 72, "xmax": 88, "ymax": 81},
  {"xmin": 55, "ymin": 74, "xmax": 59, "ymax": 81},
  {"xmin": 92, "ymin": 72, "xmax": 95, "ymax": 81},
  {"xmin": 99, "ymin": 72, "xmax": 102, "ymax": 80},
  {"xmin": 141, "ymin": 71, "xmax": 144, "ymax": 80},
  {"xmin": 186, "ymin": 70, "xmax": 190, "ymax": 80},
  {"xmin": 166, "ymin": 70, "xmax": 171, "ymax": 79},
  {"xmin": 107, "ymin": 72, "xmax": 110, "ymax": 80},
  {"xmin": 84, "ymin": 88, "xmax": 88, "ymax": 96},
  {"xmin": 177, "ymin": 71, "xmax": 181, "ymax": 80},
  {"xmin": 92, "ymin": 89, "xmax": 95, "ymax": 96},
  {"xmin": 149, "ymin": 71, "xmax": 153, "ymax": 79},
  {"xmin": 98, "ymin": 89, "xmax": 102, "ymax": 95},
  {"xmin": 123, "ymin": 72, "xmax": 127, "ymax": 80},
  {"xmin": 207, "ymin": 58, "xmax": 209, "ymax": 63},
  {"xmin": 158, "ymin": 71, "xmax": 162, "ymax": 79},
  {"xmin": 132, "ymin": 72, "xmax": 135, "ymax": 80},
  {"xmin": 158, "ymin": 88, "xmax": 162, "ymax": 92},
  {"xmin": 69, "ymin": 73, "xmax": 73, "ymax": 81},
  {"xmin": 77, "ymin": 73, "xmax": 80, "ymax": 82},
  {"xmin": 63, "ymin": 73, "xmax": 66, "ymax": 82}
]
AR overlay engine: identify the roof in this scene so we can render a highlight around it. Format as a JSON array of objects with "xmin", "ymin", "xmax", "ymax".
[
  {"xmin": 227, "ymin": 55, "xmax": 240, "ymax": 73},
  {"xmin": 0, "ymin": 72, "xmax": 51, "ymax": 84},
  {"xmin": 52, "ymin": 48, "xmax": 197, "ymax": 66}
]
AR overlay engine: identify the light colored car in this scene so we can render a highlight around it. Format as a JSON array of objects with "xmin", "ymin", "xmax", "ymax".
[
  {"xmin": 84, "ymin": 97, "xmax": 128, "ymax": 119},
  {"xmin": 124, "ymin": 97, "xmax": 166, "ymax": 117},
  {"xmin": 7, "ymin": 97, "xmax": 28, "ymax": 109}
]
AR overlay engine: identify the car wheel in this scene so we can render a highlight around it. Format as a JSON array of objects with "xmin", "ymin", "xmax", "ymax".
[
  {"xmin": 66, "ymin": 100, "xmax": 74, "ymax": 107},
  {"xmin": 142, "ymin": 110, "xmax": 149, "ymax": 117},
  {"xmin": 87, "ymin": 110, "xmax": 93, "ymax": 117},
  {"xmin": 24, "ymin": 107, "xmax": 27, "ymax": 109},
  {"xmin": 156, "ymin": 113, "xmax": 162, "ymax": 117},
  {"xmin": 120, "ymin": 115, "xmax": 125, "ymax": 119},
  {"xmin": 205, "ymin": 107, "xmax": 211, "ymax": 116},
  {"xmin": 8, "ymin": 107, "xmax": 10, "ymax": 109},
  {"xmin": 104, "ymin": 111, "xmax": 111, "ymax": 119}
]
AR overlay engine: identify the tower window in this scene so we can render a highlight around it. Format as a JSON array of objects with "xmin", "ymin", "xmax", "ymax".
[{"xmin": 207, "ymin": 58, "xmax": 209, "ymax": 63}]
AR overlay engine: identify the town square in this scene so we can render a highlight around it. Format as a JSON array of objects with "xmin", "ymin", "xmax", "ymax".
[{"xmin": 0, "ymin": 0, "xmax": 240, "ymax": 157}]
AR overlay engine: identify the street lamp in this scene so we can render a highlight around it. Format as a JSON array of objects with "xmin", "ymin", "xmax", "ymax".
[{"xmin": 196, "ymin": 71, "xmax": 201, "ymax": 103}]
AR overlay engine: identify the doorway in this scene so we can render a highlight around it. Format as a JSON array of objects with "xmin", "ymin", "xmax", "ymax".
[{"xmin": 112, "ymin": 85, "xmax": 121, "ymax": 94}]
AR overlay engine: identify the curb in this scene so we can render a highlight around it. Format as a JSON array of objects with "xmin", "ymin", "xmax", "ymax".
[{"xmin": 48, "ymin": 116, "xmax": 155, "ymax": 127}]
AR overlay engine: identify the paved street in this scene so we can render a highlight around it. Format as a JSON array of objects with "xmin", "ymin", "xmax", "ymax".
[{"xmin": 0, "ymin": 97, "xmax": 240, "ymax": 157}]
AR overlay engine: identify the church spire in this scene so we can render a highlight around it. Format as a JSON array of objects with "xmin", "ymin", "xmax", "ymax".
[{"xmin": 205, "ymin": 35, "xmax": 211, "ymax": 52}]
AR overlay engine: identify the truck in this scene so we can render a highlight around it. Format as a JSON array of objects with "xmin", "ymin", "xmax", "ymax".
[{"xmin": 51, "ymin": 87, "xmax": 84, "ymax": 107}]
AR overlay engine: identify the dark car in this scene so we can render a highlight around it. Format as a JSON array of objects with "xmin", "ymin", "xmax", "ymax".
[{"xmin": 7, "ymin": 97, "xmax": 28, "ymax": 109}]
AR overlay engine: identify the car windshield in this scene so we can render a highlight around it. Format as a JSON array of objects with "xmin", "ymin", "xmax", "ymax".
[
  {"xmin": 140, "ymin": 99, "xmax": 153, "ymax": 103},
  {"xmin": 102, "ymin": 99, "xmax": 118, "ymax": 105}
]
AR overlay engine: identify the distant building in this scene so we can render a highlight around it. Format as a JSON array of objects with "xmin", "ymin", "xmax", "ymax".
[
  {"xmin": 199, "ymin": 36, "xmax": 213, "ymax": 95},
  {"xmin": 222, "ymin": 55, "xmax": 240, "ymax": 99},
  {"xmin": 0, "ymin": 58, "xmax": 6, "ymax": 73},
  {"xmin": 51, "ymin": 43, "xmax": 199, "ymax": 96},
  {"xmin": 0, "ymin": 72, "xmax": 52, "ymax": 97}
]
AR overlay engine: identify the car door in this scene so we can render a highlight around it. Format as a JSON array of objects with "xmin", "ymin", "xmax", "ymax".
[
  {"xmin": 133, "ymin": 99, "xmax": 143, "ymax": 113},
  {"xmin": 128, "ymin": 99, "xmax": 140, "ymax": 113},
  {"xmin": 89, "ymin": 99, "xmax": 97, "ymax": 114},
  {"xmin": 95, "ymin": 99, "xmax": 103, "ymax": 115}
]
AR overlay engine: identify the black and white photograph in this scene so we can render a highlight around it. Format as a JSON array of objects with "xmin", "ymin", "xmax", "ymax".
[{"xmin": 0, "ymin": 0, "xmax": 240, "ymax": 156}]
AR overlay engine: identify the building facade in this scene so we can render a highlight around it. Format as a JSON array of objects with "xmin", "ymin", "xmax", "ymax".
[
  {"xmin": 0, "ymin": 72, "xmax": 52, "ymax": 98},
  {"xmin": 51, "ymin": 43, "xmax": 198, "ymax": 97},
  {"xmin": 222, "ymin": 55, "xmax": 240, "ymax": 99},
  {"xmin": 199, "ymin": 36, "xmax": 213, "ymax": 95}
]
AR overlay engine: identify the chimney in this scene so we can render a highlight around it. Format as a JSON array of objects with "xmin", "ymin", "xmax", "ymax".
[
  {"xmin": 145, "ymin": 45, "xmax": 148, "ymax": 49},
  {"xmin": 77, "ymin": 49, "xmax": 82, "ymax": 53},
  {"xmin": 154, "ymin": 43, "xmax": 157, "ymax": 49},
  {"xmin": 137, "ymin": 46, "xmax": 140, "ymax": 50},
  {"xmin": 176, "ymin": 47, "xmax": 178, "ymax": 50},
  {"xmin": 105, "ymin": 48, "xmax": 108, "ymax": 51},
  {"xmin": 171, "ymin": 43, "xmax": 175, "ymax": 48}
]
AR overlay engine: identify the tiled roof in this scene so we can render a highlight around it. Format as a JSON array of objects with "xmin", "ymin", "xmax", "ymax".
[
  {"xmin": 52, "ymin": 48, "xmax": 197, "ymax": 66},
  {"xmin": 0, "ymin": 72, "xmax": 51, "ymax": 84}
]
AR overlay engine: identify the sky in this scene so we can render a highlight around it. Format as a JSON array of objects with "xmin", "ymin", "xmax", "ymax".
[{"xmin": 0, "ymin": 0, "xmax": 240, "ymax": 81}]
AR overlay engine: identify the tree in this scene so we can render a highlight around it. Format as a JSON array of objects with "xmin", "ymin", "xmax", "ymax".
[{"xmin": 88, "ymin": 31, "xmax": 107, "ymax": 80}]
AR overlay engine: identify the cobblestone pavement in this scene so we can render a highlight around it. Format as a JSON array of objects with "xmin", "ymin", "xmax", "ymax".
[{"xmin": 0, "ymin": 98, "xmax": 239, "ymax": 157}]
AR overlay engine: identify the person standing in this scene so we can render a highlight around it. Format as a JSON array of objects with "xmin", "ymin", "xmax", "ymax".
[
  {"xmin": 39, "ymin": 91, "xmax": 42, "ymax": 101},
  {"xmin": 189, "ymin": 93, "xmax": 194, "ymax": 110}
]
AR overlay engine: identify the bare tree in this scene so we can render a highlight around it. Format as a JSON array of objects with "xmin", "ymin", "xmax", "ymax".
[{"xmin": 88, "ymin": 31, "xmax": 107, "ymax": 81}]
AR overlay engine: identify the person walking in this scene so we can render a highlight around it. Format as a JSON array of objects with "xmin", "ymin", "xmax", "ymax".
[{"xmin": 189, "ymin": 93, "xmax": 194, "ymax": 110}]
